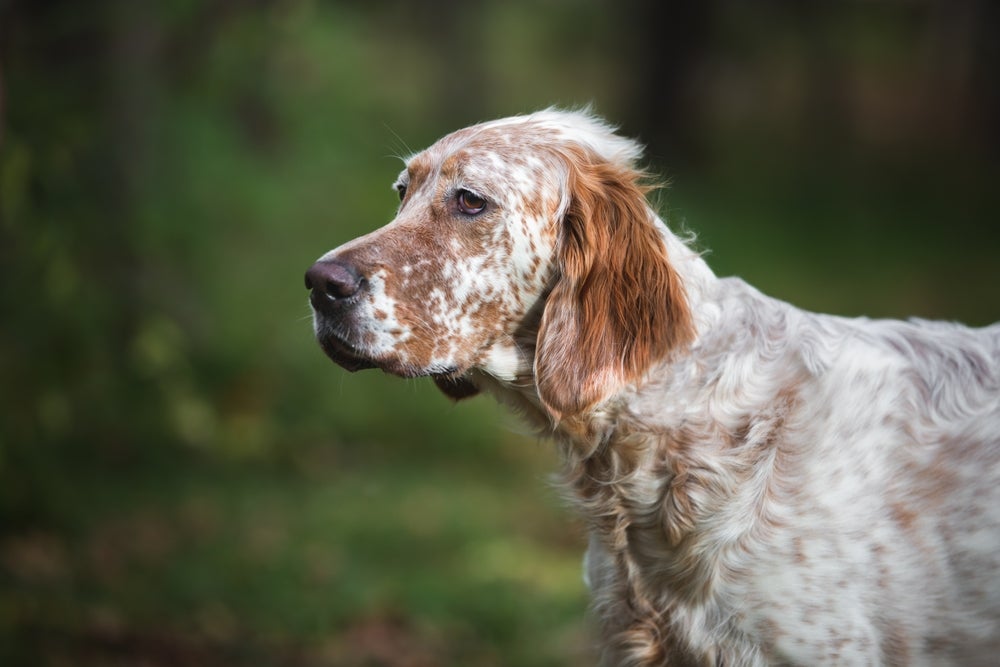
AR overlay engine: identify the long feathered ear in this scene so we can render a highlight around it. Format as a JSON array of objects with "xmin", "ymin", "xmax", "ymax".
[{"xmin": 534, "ymin": 147, "xmax": 694, "ymax": 421}]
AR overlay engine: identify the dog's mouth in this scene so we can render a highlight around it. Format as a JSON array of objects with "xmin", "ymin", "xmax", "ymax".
[
  {"xmin": 315, "ymin": 330, "xmax": 378, "ymax": 373},
  {"xmin": 306, "ymin": 259, "xmax": 474, "ymax": 384},
  {"xmin": 314, "ymin": 324, "xmax": 468, "ymax": 383}
]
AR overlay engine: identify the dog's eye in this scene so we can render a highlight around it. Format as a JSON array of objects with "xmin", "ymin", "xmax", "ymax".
[
  {"xmin": 457, "ymin": 189, "xmax": 487, "ymax": 215},
  {"xmin": 396, "ymin": 184, "xmax": 407, "ymax": 201}
]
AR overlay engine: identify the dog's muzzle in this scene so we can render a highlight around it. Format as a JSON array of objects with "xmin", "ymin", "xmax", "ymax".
[{"xmin": 305, "ymin": 258, "xmax": 376, "ymax": 371}]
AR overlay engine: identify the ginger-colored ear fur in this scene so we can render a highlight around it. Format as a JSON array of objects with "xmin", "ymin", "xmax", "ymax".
[{"xmin": 535, "ymin": 148, "xmax": 694, "ymax": 420}]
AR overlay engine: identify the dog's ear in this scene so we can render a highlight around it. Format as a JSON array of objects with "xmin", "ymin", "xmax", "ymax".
[
  {"xmin": 534, "ymin": 149, "xmax": 693, "ymax": 421},
  {"xmin": 433, "ymin": 375, "xmax": 480, "ymax": 401}
]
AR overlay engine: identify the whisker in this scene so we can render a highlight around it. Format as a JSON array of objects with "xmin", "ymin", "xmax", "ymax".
[{"xmin": 383, "ymin": 122, "xmax": 414, "ymax": 161}]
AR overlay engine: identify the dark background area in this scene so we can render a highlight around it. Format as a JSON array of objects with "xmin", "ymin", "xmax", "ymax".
[{"xmin": 1, "ymin": 1, "xmax": 998, "ymax": 665}]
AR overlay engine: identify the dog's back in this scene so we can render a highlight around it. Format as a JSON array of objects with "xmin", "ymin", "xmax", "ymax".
[{"xmin": 578, "ymin": 280, "xmax": 1000, "ymax": 665}]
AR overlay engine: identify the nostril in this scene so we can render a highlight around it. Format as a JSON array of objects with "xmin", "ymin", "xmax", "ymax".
[{"xmin": 305, "ymin": 260, "xmax": 363, "ymax": 300}]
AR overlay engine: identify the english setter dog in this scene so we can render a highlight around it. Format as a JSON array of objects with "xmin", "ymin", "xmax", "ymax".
[{"xmin": 305, "ymin": 110, "xmax": 1000, "ymax": 666}]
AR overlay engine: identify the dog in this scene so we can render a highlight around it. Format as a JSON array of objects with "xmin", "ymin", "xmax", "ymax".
[{"xmin": 305, "ymin": 109, "xmax": 1000, "ymax": 665}]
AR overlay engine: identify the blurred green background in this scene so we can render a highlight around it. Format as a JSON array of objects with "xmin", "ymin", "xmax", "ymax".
[{"xmin": 1, "ymin": 1, "xmax": 998, "ymax": 665}]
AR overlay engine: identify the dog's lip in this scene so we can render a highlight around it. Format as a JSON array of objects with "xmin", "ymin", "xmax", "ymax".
[
  {"xmin": 317, "ymin": 331, "xmax": 467, "ymax": 381},
  {"xmin": 317, "ymin": 332, "xmax": 377, "ymax": 371}
]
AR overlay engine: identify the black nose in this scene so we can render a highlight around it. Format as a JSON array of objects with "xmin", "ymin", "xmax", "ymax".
[{"xmin": 305, "ymin": 259, "xmax": 363, "ymax": 302}]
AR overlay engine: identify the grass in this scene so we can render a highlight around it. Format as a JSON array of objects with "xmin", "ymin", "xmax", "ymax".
[{"xmin": 1, "ymin": 440, "xmax": 593, "ymax": 667}]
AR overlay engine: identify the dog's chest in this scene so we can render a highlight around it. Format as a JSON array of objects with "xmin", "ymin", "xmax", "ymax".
[{"xmin": 565, "ymin": 420, "xmax": 893, "ymax": 665}]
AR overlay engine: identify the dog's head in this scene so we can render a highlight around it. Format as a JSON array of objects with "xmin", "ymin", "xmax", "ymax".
[{"xmin": 306, "ymin": 110, "xmax": 692, "ymax": 420}]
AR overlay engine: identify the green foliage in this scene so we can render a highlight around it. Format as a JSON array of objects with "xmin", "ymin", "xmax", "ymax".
[{"xmin": 0, "ymin": 459, "xmax": 588, "ymax": 666}]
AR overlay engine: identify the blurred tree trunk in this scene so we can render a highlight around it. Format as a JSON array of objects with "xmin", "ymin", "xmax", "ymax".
[
  {"xmin": 0, "ymin": 0, "xmax": 166, "ymax": 482},
  {"xmin": 620, "ymin": 0, "xmax": 714, "ymax": 166},
  {"xmin": 104, "ymin": 0, "xmax": 159, "ymax": 348}
]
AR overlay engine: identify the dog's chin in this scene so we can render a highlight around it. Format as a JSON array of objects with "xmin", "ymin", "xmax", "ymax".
[
  {"xmin": 317, "ymin": 334, "xmax": 378, "ymax": 372},
  {"xmin": 316, "ymin": 333, "xmax": 468, "ymax": 384}
]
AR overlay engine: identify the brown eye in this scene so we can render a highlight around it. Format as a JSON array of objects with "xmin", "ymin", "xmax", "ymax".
[
  {"xmin": 457, "ymin": 189, "xmax": 487, "ymax": 215},
  {"xmin": 396, "ymin": 184, "xmax": 407, "ymax": 201}
]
